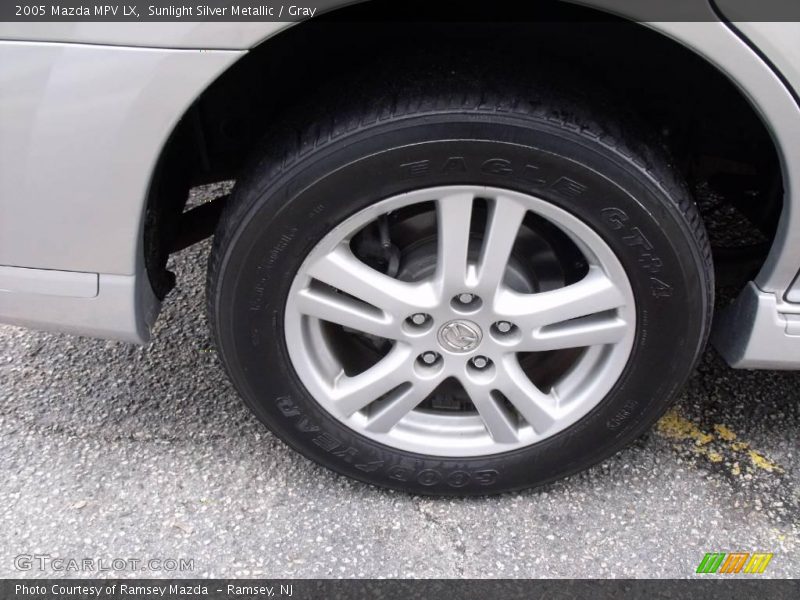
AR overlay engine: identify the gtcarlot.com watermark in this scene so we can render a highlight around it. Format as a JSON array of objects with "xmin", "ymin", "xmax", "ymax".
[{"xmin": 14, "ymin": 554, "xmax": 194, "ymax": 573}]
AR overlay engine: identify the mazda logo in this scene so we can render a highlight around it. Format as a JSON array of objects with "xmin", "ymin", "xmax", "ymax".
[{"xmin": 438, "ymin": 320, "xmax": 482, "ymax": 352}]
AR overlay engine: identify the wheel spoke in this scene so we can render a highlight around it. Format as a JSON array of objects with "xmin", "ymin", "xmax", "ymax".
[
  {"xmin": 331, "ymin": 345, "xmax": 414, "ymax": 416},
  {"xmin": 497, "ymin": 357, "xmax": 558, "ymax": 433},
  {"xmin": 461, "ymin": 380, "xmax": 519, "ymax": 443},
  {"xmin": 294, "ymin": 287, "xmax": 398, "ymax": 339},
  {"xmin": 499, "ymin": 266, "xmax": 628, "ymax": 350},
  {"xmin": 474, "ymin": 196, "xmax": 528, "ymax": 296},
  {"xmin": 436, "ymin": 192, "xmax": 475, "ymax": 291},
  {"xmin": 521, "ymin": 314, "xmax": 628, "ymax": 352},
  {"xmin": 364, "ymin": 378, "xmax": 440, "ymax": 433},
  {"xmin": 307, "ymin": 243, "xmax": 436, "ymax": 316}
]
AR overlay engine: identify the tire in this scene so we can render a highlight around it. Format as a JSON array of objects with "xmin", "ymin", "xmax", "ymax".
[{"xmin": 207, "ymin": 80, "xmax": 713, "ymax": 496}]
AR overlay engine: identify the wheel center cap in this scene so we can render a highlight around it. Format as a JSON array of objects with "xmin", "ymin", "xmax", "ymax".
[{"xmin": 438, "ymin": 320, "xmax": 482, "ymax": 353}]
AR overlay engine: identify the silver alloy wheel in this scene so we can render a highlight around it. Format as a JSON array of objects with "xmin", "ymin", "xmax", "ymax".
[{"xmin": 284, "ymin": 186, "xmax": 635, "ymax": 456}]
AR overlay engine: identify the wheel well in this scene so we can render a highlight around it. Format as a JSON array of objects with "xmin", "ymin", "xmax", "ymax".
[{"xmin": 144, "ymin": 0, "xmax": 782, "ymax": 300}]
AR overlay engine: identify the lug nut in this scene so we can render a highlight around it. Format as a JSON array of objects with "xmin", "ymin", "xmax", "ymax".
[
  {"xmin": 471, "ymin": 356, "xmax": 490, "ymax": 369},
  {"xmin": 496, "ymin": 321, "xmax": 512, "ymax": 333},
  {"xmin": 458, "ymin": 293, "xmax": 475, "ymax": 304},
  {"xmin": 410, "ymin": 313, "xmax": 428, "ymax": 326},
  {"xmin": 420, "ymin": 351, "xmax": 439, "ymax": 365}
]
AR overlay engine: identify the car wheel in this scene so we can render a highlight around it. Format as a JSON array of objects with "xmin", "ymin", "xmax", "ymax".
[{"xmin": 207, "ymin": 83, "xmax": 713, "ymax": 495}]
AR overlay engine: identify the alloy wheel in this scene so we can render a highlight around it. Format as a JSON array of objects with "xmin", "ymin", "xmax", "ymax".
[{"xmin": 284, "ymin": 186, "xmax": 636, "ymax": 456}]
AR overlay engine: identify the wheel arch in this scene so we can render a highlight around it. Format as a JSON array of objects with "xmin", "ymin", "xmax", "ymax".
[{"xmin": 142, "ymin": 0, "xmax": 800, "ymax": 347}]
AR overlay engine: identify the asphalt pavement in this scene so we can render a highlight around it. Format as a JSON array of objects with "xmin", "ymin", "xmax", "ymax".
[{"xmin": 0, "ymin": 187, "xmax": 797, "ymax": 579}]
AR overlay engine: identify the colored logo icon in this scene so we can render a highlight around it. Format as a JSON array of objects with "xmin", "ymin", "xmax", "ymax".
[{"xmin": 696, "ymin": 552, "xmax": 773, "ymax": 574}]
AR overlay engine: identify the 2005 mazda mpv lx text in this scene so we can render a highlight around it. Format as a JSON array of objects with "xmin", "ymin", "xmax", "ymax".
[{"xmin": 2, "ymin": 1, "xmax": 800, "ymax": 494}]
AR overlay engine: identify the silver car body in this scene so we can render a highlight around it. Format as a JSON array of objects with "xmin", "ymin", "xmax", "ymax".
[{"xmin": 2, "ymin": 3, "xmax": 800, "ymax": 368}]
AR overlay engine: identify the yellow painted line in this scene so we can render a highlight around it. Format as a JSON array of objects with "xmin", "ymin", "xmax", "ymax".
[
  {"xmin": 656, "ymin": 410, "xmax": 714, "ymax": 446},
  {"xmin": 747, "ymin": 450, "xmax": 782, "ymax": 473},
  {"xmin": 713, "ymin": 424, "xmax": 737, "ymax": 441},
  {"xmin": 656, "ymin": 410, "xmax": 784, "ymax": 475}
]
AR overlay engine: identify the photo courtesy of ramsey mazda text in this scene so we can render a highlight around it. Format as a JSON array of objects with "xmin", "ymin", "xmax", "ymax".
[{"xmin": 2, "ymin": 0, "xmax": 800, "ymax": 495}]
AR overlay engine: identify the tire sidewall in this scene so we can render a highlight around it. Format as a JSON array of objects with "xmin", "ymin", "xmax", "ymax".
[{"xmin": 212, "ymin": 114, "xmax": 708, "ymax": 494}]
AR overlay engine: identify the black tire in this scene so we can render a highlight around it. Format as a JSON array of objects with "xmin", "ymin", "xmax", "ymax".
[{"xmin": 207, "ymin": 80, "xmax": 713, "ymax": 496}]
